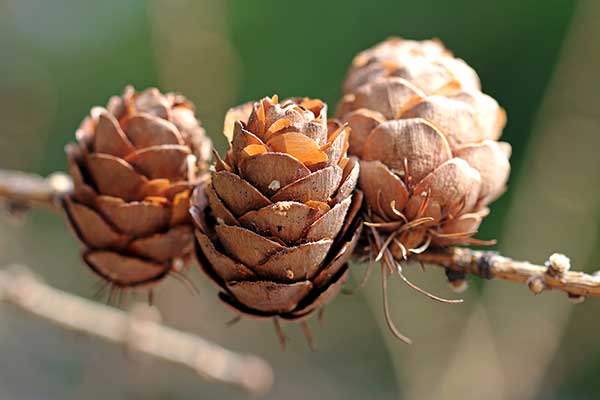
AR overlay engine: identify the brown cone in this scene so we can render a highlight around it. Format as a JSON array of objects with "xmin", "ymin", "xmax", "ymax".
[
  {"xmin": 191, "ymin": 96, "xmax": 362, "ymax": 323},
  {"xmin": 337, "ymin": 38, "xmax": 510, "ymax": 250},
  {"xmin": 64, "ymin": 86, "xmax": 212, "ymax": 289}
]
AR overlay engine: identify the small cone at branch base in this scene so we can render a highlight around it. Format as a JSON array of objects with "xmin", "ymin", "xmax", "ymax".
[
  {"xmin": 63, "ymin": 86, "xmax": 211, "ymax": 291},
  {"xmin": 191, "ymin": 95, "xmax": 362, "ymax": 338}
]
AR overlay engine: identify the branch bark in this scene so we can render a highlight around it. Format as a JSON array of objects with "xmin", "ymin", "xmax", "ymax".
[
  {"xmin": 0, "ymin": 266, "xmax": 274, "ymax": 396},
  {"xmin": 412, "ymin": 248, "xmax": 600, "ymax": 301}
]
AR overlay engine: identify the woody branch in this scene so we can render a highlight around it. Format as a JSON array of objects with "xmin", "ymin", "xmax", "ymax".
[
  {"xmin": 2, "ymin": 168, "xmax": 599, "ymax": 300},
  {"xmin": 0, "ymin": 265, "xmax": 274, "ymax": 395},
  {"xmin": 0, "ymin": 168, "xmax": 72, "ymax": 212},
  {"xmin": 412, "ymin": 248, "xmax": 600, "ymax": 301}
]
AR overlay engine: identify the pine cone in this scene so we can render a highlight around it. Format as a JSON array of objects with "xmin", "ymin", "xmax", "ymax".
[
  {"xmin": 63, "ymin": 86, "xmax": 212, "ymax": 289},
  {"xmin": 191, "ymin": 96, "xmax": 362, "ymax": 324},
  {"xmin": 337, "ymin": 38, "xmax": 510, "ymax": 250}
]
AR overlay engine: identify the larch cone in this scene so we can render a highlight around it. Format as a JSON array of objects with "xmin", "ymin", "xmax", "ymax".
[
  {"xmin": 337, "ymin": 37, "xmax": 510, "ymax": 254},
  {"xmin": 63, "ymin": 86, "xmax": 211, "ymax": 290},
  {"xmin": 190, "ymin": 95, "xmax": 362, "ymax": 345},
  {"xmin": 336, "ymin": 37, "xmax": 511, "ymax": 342}
]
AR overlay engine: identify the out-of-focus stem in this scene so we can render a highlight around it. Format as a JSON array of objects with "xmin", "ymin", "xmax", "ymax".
[{"xmin": 0, "ymin": 266, "xmax": 274, "ymax": 396}]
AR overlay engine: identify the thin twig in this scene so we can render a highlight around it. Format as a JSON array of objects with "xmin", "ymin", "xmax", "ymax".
[
  {"xmin": 412, "ymin": 248, "xmax": 600, "ymax": 301},
  {"xmin": 2, "ymin": 170, "xmax": 598, "ymax": 303},
  {"xmin": 0, "ymin": 266, "xmax": 274, "ymax": 396},
  {"xmin": 0, "ymin": 169, "xmax": 72, "ymax": 212}
]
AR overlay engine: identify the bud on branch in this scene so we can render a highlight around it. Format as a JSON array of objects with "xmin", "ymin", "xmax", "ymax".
[{"xmin": 412, "ymin": 248, "xmax": 598, "ymax": 302}]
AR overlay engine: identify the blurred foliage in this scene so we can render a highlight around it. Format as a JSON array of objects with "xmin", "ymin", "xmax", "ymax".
[{"xmin": 3, "ymin": 0, "xmax": 600, "ymax": 399}]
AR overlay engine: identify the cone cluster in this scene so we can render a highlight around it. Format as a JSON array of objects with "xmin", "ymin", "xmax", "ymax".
[
  {"xmin": 190, "ymin": 96, "xmax": 362, "ymax": 320},
  {"xmin": 62, "ymin": 37, "xmax": 512, "ymax": 336},
  {"xmin": 64, "ymin": 86, "xmax": 211, "ymax": 288},
  {"xmin": 337, "ymin": 38, "xmax": 511, "ymax": 250}
]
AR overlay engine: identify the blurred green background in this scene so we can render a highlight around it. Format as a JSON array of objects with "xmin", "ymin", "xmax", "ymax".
[{"xmin": 2, "ymin": 0, "xmax": 600, "ymax": 399}]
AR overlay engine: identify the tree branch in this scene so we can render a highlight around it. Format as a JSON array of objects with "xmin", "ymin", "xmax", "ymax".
[
  {"xmin": 0, "ymin": 168, "xmax": 72, "ymax": 213},
  {"xmin": 0, "ymin": 266, "xmax": 274, "ymax": 396},
  {"xmin": 3, "ymin": 168, "xmax": 600, "ymax": 302},
  {"xmin": 412, "ymin": 248, "xmax": 599, "ymax": 301}
]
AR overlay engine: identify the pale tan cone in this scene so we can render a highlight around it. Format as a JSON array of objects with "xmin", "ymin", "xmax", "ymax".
[
  {"xmin": 191, "ymin": 96, "xmax": 362, "ymax": 324},
  {"xmin": 337, "ymin": 37, "xmax": 511, "ymax": 252},
  {"xmin": 64, "ymin": 86, "xmax": 212, "ymax": 289}
]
